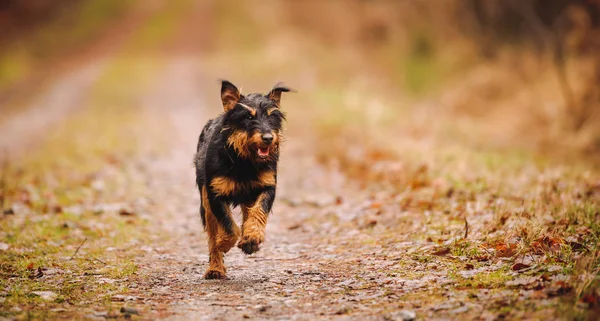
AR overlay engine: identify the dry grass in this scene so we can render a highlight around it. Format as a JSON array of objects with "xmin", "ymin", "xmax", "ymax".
[
  {"xmin": 200, "ymin": 1, "xmax": 600, "ymax": 317},
  {"xmin": 1, "ymin": 0, "xmax": 599, "ymax": 319},
  {"xmin": 0, "ymin": 2, "xmax": 186, "ymax": 317}
]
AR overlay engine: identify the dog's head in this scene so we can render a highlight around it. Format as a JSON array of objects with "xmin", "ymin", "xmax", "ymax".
[{"xmin": 220, "ymin": 80, "xmax": 291, "ymax": 162}]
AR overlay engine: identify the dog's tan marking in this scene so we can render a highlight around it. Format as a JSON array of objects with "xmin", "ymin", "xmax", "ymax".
[
  {"xmin": 210, "ymin": 170, "xmax": 276, "ymax": 197},
  {"xmin": 227, "ymin": 130, "xmax": 281, "ymax": 161},
  {"xmin": 238, "ymin": 193, "xmax": 269, "ymax": 254},
  {"xmin": 249, "ymin": 131, "xmax": 263, "ymax": 145},
  {"xmin": 267, "ymin": 107, "xmax": 279, "ymax": 116},
  {"xmin": 210, "ymin": 176, "xmax": 238, "ymax": 197},
  {"xmin": 238, "ymin": 103, "xmax": 256, "ymax": 116},
  {"xmin": 227, "ymin": 130, "xmax": 250, "ymax": 158},
  {"xmin": 201, "ymin": 185, "xmax": 240, "ymax": 279},
  {"xmin": 272, "ymin": 130, "xmax": 280, "ymax": 144},
  {"xmin": 255, "ymin": 170, "xmax": 276, "ymax": 187}
]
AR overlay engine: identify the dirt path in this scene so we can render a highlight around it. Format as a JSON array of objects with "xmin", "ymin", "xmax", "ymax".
[
  {"xmin": 114, "ymin": 58, "xmax": 527, "ymax": 321},
  {"xmin": 124, "ymin": 58, "xmax": 375, "ymax": 320},
  {"xmin": 2, "ymin": 3, "xmax": 597, "ymax": 320},
  {"xmin": 0, "ymin": 63, "xmax": 106, "ymax": 155},
  {"xmin": 114, "ymin": 53, "xmax": 598, "ymax": 320}
]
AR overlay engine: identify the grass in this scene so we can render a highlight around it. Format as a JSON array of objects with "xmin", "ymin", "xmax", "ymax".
[
  {"xmin": 200, "ymin": 5, "xmax": 600, "ymax": 317},
  {"xmin": 1, "ymin": 0, "xmax": 597, "ymax": 319},
  {"xmin": 0, "ymin": 0, "xmax": 134, "ymax": 89},
  {"xmin": 0, "ymin": 1, "xmax": 190, "ymax": 318}
]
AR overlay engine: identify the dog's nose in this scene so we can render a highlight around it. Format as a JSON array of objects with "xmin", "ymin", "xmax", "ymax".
[{"xmin": 261, "ymin": 133, "xmax": 273, "ymax": 145}]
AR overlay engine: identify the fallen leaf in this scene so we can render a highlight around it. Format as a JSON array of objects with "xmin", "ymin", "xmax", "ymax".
[
  {"xmin": 547, "ymin": 281, "xmax": 573, "ymax": 297},
  {"xmin": 254, "ymin": 305, "xmax": 270, "ymax": 312},
  {"xmin": 370, "ymin": 202, "xmax": 382, "ymax": 209},
  {"xmin": 26, "ymin": 262, "xmax": 34, "ymax": 270},
  {"xmin": 365, "ymin": 218, "xmax": 378, "ymax": 228},
  {"xmin": 580, "ymin": 292, "xmax": 599, "ymax": 308},
  {"xmin": 568, "ymin": 241, "xmax": 586, "ymax": 251},
  {"xmin": 512, "ymin": 263, "xmax": 531, "ymax": 271},
  {"xmin": 287, "ymin": 223, "xmax": 302, "ymax": 230},
  {"xmin": 475, "ymin": 255, "xmax": 490, "ymax": 262},
  {"xmin": 495, "ymin": 243, "xmax": 517, "ymax": 258},
  {"xmin": 432, "ymin": 247, "xmax": 451, "ymax": 256},
  {"xmin": 119, "ymin": 207, "xmax": 135, "ymax": 216},
  {"xmin": 465, "ymin": 263, "xmax": 475, "ymax": 270},
  {"xmin": 52, "ymin": 204, "xmax": 63, "ymax": 214},
  {"xmin": 335, "ymin": 306, "xmax": 350, "ymax": 315},
  {"xmin": 29, "ymin": 267, "xmax": 43, "ymax": 279}
]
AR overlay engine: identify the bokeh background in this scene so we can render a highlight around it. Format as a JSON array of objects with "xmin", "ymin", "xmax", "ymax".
[
  {"xmin": 1, "ymin": 1, "xmax": 600, "ymax": 319},
  {"xmin": 1, "ymin": 0, "xmax": 600, "ymax": 158}
]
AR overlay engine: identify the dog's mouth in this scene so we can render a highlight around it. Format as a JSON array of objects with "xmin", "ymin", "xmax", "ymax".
[{"xmin": 257, "ymin": 146, "xmax": 270, "ymax": 158}]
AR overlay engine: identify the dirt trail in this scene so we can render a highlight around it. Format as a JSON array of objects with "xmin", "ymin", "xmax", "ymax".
[
  {"xmin": 3, "ymin": 3, "xmax": 595, "ymax": 320},
  {"xmin": 1, "ymin": 52, "xmax": 579, "ymax": 320},
  {"xmin": 121, "ymin": 55, "xmax": 583, "ymax": 320},
  {"xmin": 125, "ymin": 58, "xmax": 379, "ymax": 320}
]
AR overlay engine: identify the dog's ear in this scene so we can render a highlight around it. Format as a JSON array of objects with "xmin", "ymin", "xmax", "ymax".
[
  {"xmin": 221, "ymin": 80, "xmax": 241, "ymax": 112},
  {"xmin": 267, "ymin": 82, "xmax": 292, "ymax": 106}
]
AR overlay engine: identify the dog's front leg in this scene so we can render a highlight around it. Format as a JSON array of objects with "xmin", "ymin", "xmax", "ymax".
[
  {"xmin": 238, "ymin": 187, "xmax": 275, "ymax": 254},
  {"xmin": 202, "ymin": 186, "xmax": 239, "ymax": 279}
]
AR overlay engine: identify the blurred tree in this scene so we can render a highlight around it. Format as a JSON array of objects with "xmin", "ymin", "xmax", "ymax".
[{"xmin": 0, "ymin": 0, "xmax": 82, "ymax": 46}]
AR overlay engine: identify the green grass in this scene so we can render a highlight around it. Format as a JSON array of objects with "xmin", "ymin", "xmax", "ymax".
[
  {"xmin": 0, "ymin": 0, "xmax": 134, "ymax": 89},
  {"xmin": 0, "ymin": 1, "xmax": 190, "ymax": 318}
]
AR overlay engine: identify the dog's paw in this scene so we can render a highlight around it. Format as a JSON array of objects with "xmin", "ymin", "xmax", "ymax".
[
  {"xmin": 237, "ymin": 234, "xmax": 263, "ymax": 254},
  {"xmin": 204, "ymin": 268, "xmax": 227, "ymax": 280}
]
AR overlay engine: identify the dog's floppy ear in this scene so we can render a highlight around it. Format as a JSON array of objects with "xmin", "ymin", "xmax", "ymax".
[
  {"xmin": 221, "ymin": 80, "xmax": 241, "ymax": 112},
  {"xmin": 267, "ymin": 82, "xmax": 292, "ymax": 106}
]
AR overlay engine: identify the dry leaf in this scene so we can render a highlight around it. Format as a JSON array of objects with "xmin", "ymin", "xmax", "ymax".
[{"xmin": 512, "ymin": 263, "xmax": 531, "ymax": 271}]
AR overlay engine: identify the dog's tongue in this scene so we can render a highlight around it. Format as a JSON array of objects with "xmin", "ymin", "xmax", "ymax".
[{"xmin": 258, "ymin": 147, "xmax": 269, "ymax": 157}]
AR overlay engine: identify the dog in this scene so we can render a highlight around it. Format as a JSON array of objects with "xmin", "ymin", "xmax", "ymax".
[{"xmin": 194, "ymin": 80, "xmax": 291, "ymax": 279}]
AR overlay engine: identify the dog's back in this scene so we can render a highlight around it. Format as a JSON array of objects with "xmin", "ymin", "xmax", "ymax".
[{"xmin": 194, "ymin": 117, "xmax": 221, "ymax": 227}]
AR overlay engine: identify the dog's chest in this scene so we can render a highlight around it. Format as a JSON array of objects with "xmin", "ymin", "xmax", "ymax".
[{"xmin": 210, "ymin": 169, "xmax": 276, "ymax": 201}]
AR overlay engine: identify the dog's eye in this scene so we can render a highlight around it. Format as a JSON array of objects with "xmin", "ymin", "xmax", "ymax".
[{"xmin": 247, "ymin": 115, "xmax": 254, "ymax": 120}]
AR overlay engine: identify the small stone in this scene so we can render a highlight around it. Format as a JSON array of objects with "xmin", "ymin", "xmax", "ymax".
[
  {"xmin": 31, "ymin": 291, "xmax": 58, "ymax": 301},
  {"xmin": 50, "ymin": 308, "xmax": 67, "ymax": 312},
  {"xmin": 335, "ymin": 306, "xmax": 350, "ymax": 315},
  {"xmin": 386, "ymin": 309, "xmax": 416, "ymax": 321},
  {"xmin": 119, "ymin": 207, "xmax": 135, "ymax": 216},
  {"xmin": 120, "ymin": 307, "xmax": 139, "ymax": 315},
  {"xmin": 255, "ymin": 305, "xmax": 269, "ymax": 312},
  {"xmin": 0, "ymin": 242, "xmax": 9, "ymax": 251},
  {"xmin": 450, "ymin": 306, "xmax": 469, "ymax": 314},
  {"xmin": 547, "ymin": 265, "xmax": 562, "ymax": 273},
  {"xmin": 111, "ymin": 294, "xmax": 137, "ymax": 301}
]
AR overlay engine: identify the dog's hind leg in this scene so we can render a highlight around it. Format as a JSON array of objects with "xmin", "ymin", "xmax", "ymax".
[{"xmin": 201, "ymin": 186, "xmax": 239, "ymax": 279}]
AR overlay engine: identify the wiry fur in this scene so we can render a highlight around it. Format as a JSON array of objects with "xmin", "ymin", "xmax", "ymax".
[{"xmin": 194, "ymin": 80, "xmax": 291, "ymax": 279}]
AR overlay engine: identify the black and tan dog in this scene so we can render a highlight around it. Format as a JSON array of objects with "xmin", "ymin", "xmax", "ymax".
[{"xmin": 194, "ymin": 80, "xmax": 291, "ymax": 279}]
